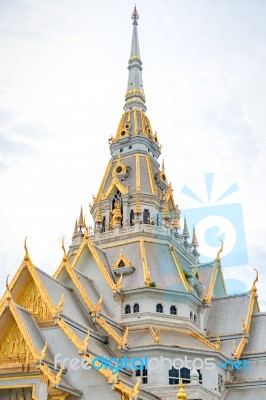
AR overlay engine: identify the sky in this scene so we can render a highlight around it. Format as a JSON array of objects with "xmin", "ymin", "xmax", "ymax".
[{"xmin": 0, "ymin": 0, "xmax": 266, "ymax": 309}]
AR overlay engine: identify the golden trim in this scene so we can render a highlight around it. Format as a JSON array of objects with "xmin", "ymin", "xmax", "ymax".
[
  {"xmin": 134, "ymin": 109, "xmax": 138, "ymax": 134},
  {"xmin": 136, "ymin": 153, "xmax": 141, "ymax": 192},
  {"xmin": 103, "ymin": 177, "xmax": 128, "ymax": 199},
  {"xmin": 57, "ymin": 318, "xmax": 89, "ymax": 355},
  {"xmin": 140, "ymin": 239, "xmax": 151, "ymax": 287},
  {"xmin": 169, "ymin": 246, "xmax": 193, "ymax": 292},
  {"xmin": 95, "ymin": 160, "xmax": 112, "ymax": 202},
  {"xmin": 113, "ymin": 248, "xmax": 131, "ymax": 269},
  {"xmin": 204, "ymin": 241, "xmax": 223, "ymax": 302},
  {"xmin": 145, "ymin": 155, "xmax": 155, "ymax": 195},
  {"xmin": 140, "ymin": 110, "xmax": 146, "ymax": 135}
]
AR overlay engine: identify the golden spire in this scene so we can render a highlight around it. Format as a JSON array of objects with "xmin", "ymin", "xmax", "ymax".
[
  {"xmin": 173, "ymin": 205, "xmax": 180, "ymax": 230},
  {"xmin": 134, "ymin": 195, "xmax": 142, "ymax": 215},
  {"xmin": 72, "ymin": 219, "xmax": 78, "ymax": 240},
  {"xmin": 24, "ymin": 236, "xmax": 30, "ymax": 261},
  {"xmin": 95, "ymin": 203, "xmax": 103, "ymax": 224},
  {"xmin": 78, "ymin": 206, "xmax": 85, "ymax": 230},
  {"xmin": 192, "ymin": 226, "xmax": 199, "ymax": 247},
  {"xmin": 177, "ymin": 380, "xmax": 187, "ymax": 400},
  {"xmin": 183, "ymin": 218, "xmax": 190, "ymax": 238},
  {"xmin": 163, "ymin": 199, "xmax": 170, "ymax": 220}
]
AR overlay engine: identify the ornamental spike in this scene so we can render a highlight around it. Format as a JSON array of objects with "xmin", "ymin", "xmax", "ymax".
[
  {"xmin": 72, "ymin": 219, "xmax": 78, "ymax": 239},
  {"xmin": 177, "ymin": 380, "xmax": 187, "ymax": 400},
  {"xmin": 134, "ymin": 195, "xmax": 142, "ymax": 215},
  {"xmin": 78, "ymin": 206, "xmax": 84, "ymax": 229},
  {"xmin": 183, "ymin": 217, "xmax": 190, "ymax": 240}
]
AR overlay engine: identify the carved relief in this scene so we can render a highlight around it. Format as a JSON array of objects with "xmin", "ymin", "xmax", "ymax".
[
  {"xmin": 19, "ymin": 281, "xmax": 52, "ymax": 321},
  {"xmin": 0, "ymin": 323, "xmax": 33, "ymax": 365}
]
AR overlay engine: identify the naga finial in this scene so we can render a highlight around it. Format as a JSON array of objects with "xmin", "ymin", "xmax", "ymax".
[
  {"xmin": 61, "ymin": 236, "xmax": 68, "ymax": 262},
  {"xmin": 24, "ymin": 236, "xmax": 29, "ymax": 261}
]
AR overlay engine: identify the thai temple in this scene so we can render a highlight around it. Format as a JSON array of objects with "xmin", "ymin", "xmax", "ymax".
[{"xmin": 0, "ymin": 6, "xmax": 265, "ymax": 400}]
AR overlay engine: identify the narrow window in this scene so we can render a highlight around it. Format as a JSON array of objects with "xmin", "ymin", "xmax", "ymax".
[
  {"xmin": 180, "ymin": 367, "xmax": 190, "ymax": 383},
  {"xmin": 190, "ymin": 311, "xmax": 193, "ymax": 320},
  {"xmin": 197, "ymin": 370, "xmax": 202, "ymax": 384},
  {"xmin": 218, "ymin": 374, "xmax": 223, "ymax": 393},
  {"xmin": 125, "ymin": 304, "xmax": 131, "ymax": 314},
  {"xmin": 156, "ymin": 303, "xmax": 163, "ymax": 313},
  {"xmin": 130, "ymin": 209, "xmax": 134, "ymax": 226},
  {"xmin": 135, "ymin": 366, "xmax": 148, "ymax": 384},
  {"xmin": 133, "ymin": 303, "xmax": 139, "ymax": 313},
  {"xmin": 169, "ymin": 366, "xmax": 179, "ymax": 385},
  {"xmin": 102, "ymin": 216, "xmax": 106, "ymax": 233},
  {"xmin": 142, "ymin": 366, "xmax": 148, "ymax": 384},
  {"xmin": 194, "ymin": 314, "xmax": 197, "ymax": 323},
  {"xmin": 170, "ymin": 305, "xmax": 177, "ymax": 315},
  {"xmin": 143, "ymin": 209, "xmax": 150, "ymax": 224}
]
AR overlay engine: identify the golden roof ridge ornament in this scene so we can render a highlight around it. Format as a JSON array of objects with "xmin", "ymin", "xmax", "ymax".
[
  {"xmin": 134, "ymin": 195, "xmax": 142, "ymax": 215},
  {"xmin": 61, "ymin": 236, "xmax": 68, "ymax": 262},
  {"xmin": 72, "ymin": 219, "xmax": 78, "ymax": 239},
  {"xmin": 132, "ymin": 377, "xmax": 140, "ymax": 398},
  {"xmin": 55, "ymin": 293, "xmax": 64, "ymax": 314},
  {"xmin": 24, "ymin": 236, "xmax": 30, "ymax": 261},
  {"xmin": 40, "ymin": 341, "xmax": 48, "ymax": 360}
]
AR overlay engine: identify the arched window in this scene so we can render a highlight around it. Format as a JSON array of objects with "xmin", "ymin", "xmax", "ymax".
[
  {"xmin": 156, "ymin": 303, "xmax": 163, "ymax": 313},
  {"xmin": 130, "ymin": 209, "xmax": 134, "ymax": 226},
  {"xmin": 169, "ymin": 366, "xmax": 179, "ymax": 385},
  {"xmin": 125, "ymin": 304, "xmax": 131, "ymax": 314},
  {"xmin": 143, "ymin": 209, "xmax": 150, "ymax": 224},
  {"xmin": 194, "ymin": 314, "xmax": 197, "ymax": 323},
  {"xmin": 170, "ymin": 305, "xmax": 177, "ymax": 315},
  {"xmin": 133, "ymin": 303, "xmax": 139, "ymax": 313},
  {"xmin": 190, "ymin": 311, "xmax": 193, "ymax": 320},
  {"xmin": 180, "ymin": 367, "xmax": 190, "ymax": 383}
]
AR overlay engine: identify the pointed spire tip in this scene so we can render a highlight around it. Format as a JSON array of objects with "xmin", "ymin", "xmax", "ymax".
[{"xmin": 132, "ymin": 5, "xmax": 139, "ymax": 22}]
